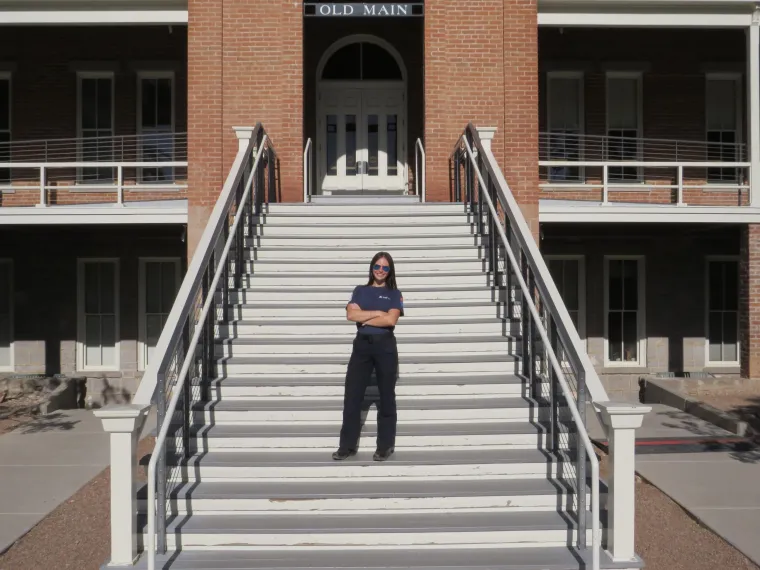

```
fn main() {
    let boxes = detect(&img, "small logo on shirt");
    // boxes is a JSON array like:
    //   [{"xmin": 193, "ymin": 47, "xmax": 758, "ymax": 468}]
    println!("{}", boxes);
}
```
[{"xmin": 379, "ymin": 295, "xmax": 391, "ymax": 300}]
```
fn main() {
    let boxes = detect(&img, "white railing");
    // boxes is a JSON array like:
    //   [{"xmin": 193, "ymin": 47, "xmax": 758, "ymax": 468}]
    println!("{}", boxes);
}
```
[
  {"xmin": 0, "ymin": 133, "xmax": 188, "ymax": 206},
  {"xmin": 303, "ymin": 138, "xmax": 312, "ymax": 202},
  {"xmin": 415, "ymin": 137, "xmax": 426, "ymax": 202}
]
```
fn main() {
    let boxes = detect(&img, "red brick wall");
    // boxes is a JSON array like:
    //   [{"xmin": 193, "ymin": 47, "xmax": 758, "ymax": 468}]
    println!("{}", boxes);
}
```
[
  {"xmin": 740, "ymin": 224, "xmax": 760, "ymax": 378},
  {"xmin": 424, "ymin": 0, "xmax": 538, "ymax": 232}
]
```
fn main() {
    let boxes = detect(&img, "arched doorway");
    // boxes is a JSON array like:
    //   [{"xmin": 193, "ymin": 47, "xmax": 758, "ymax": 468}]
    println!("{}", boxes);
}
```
[{"xmin": 316, "ymin": 35, "xmax": 407, "ymax": 195}]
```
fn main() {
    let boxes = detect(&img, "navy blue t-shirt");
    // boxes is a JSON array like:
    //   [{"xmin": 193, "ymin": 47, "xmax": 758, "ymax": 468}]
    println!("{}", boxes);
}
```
[{"xmin": 347, "ymin": 285, "xmax": 404, "ymax": 335}]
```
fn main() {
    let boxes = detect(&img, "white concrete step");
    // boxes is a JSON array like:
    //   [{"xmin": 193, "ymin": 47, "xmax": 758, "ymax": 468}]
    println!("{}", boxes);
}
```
[
  {"xmin": 246, "ymin": 234, "xmax": 484, "ymax": 247},
  {"xmin": 139, "ymin": 477, "xmax": 587, "ymax": 515},
  {"xmin": 200, "ymin": 373, "xmax": 530, "ymax": 398},
  {"xmin": 244, "ymin": 258, "xmax": 486, "ymax": 273},
  {"xmin": 235, "ymin": 272, "xmax": 491, "ymax": 288},
  {"xmin": 165, "ymin": 448, "xmax": 574, "ymax": 481},
  {"xmin": 225, "ymin": 287, "xmax": 509, "ymax": 303},
  {"xmin": 169, "ymin": 422, "xmax": 569, "ymax": 453},
  {"xmin": 214, "ymin": 335, "xmax": 517, "ymax": 357},
  {"xmin": 257, "ymin": 213, "xmax": 473, "ymax": 226},
  {"xmin": 223, "ymin": 301, "xmax": 508, "ymax": 317},
  {"xmin": 146, "ymin": 510, "xmax": 593, "ymax": 550},
  {"xmin": 264, "ymin": 204, "xmax": 468, "ymax": 215},
  {"xmin": 254, "ymin": 223, "xmax": 477, "ymax": 236},
  {"xmin": 247, "ymin": 245, "xmax": 485, "ymax": 260},
  {"xmin": 216, "ymin": 353, "xmax": 518, "ymax": 375},
  {"xmin": 186, "ymin": 397, "xmax": 547, "ymax": 424},
  {"xmin": 137, "ymin": 546, "xmax": 624, "ymax": 570}
]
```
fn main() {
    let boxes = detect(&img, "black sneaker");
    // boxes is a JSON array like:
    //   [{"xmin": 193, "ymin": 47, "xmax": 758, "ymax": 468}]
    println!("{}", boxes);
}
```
[
  {"xmin": 332, "ymin": 448, "xmax": 357, "ymax": 461},
  {"xmin": 373, "ymin": 447, "xmax": 394, "ymax": 462}
]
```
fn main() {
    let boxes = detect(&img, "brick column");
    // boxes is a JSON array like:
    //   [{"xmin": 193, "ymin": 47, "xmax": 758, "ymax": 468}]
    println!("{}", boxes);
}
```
[{"xmin": 740, "ymin": 224, "xmax": 760, "ymax": 378}]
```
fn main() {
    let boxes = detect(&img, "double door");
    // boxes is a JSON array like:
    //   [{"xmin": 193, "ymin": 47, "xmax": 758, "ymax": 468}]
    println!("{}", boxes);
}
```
[{"xmin": 317, "ymin": 84, "xmax": 406, "ymax": 194}]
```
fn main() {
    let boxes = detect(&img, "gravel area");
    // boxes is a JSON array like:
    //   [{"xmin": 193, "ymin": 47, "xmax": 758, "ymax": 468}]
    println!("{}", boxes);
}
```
[
  {"xmin": 0, "ymin": 440, "xmax": 756, "ymax": 570},
  {"xmin": 0, "ymin": 392, "xmax": 49, "ymax": 435}
]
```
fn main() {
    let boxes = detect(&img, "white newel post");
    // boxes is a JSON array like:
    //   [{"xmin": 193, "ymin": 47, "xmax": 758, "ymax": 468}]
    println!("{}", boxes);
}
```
[
  {"xmin": 596, "ymin": 402, "xmax": 651, "ymax": 564},
  {"xmin": 94, "ymin": 404, "xmax": 150, "ymax": 567},
  {"xmin": 477, "ymin": 127, "xmax": 497, "ymax": 152},
  {"xmin": 749, "ymin": 13, "xmax": 760, "ymax": 207},
  {"xmin": 233, "ymin": 126, "xmax": 256, "ymax": 151}
]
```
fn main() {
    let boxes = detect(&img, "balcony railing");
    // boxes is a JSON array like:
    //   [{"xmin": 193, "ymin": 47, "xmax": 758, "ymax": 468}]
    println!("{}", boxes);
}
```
[
  {"xmin": 0, "ymin": 132, "xmax": 188, "ymax": 206},
  {"xmin": 539, "ymin": 132, "xmax": 750, "ymax": 206}
]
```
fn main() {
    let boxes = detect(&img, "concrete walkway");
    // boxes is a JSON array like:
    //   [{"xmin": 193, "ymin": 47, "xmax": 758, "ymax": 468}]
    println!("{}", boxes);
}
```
[
  {"xmin": 590, "ymin": 403, "xmax": 760, "ymax": 566},
  {"xmin": 0, "ymin": 408, "xmax": 154, "ymax": 554}
]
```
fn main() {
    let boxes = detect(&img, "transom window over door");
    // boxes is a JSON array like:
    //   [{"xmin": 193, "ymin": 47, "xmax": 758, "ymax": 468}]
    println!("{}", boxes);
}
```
[
  {"xmin": 706, "ymin": 258, "xmax": 739, "ymax": 364},
  {"xmin": 317, "ymin": 38, "xmax": 407, "ymax": 195},
  {"xmin": 706, "ymin": 75, "xmax": 741, "ymax": 183},
  {"xmin": 546, "ymin": 72, "xmax": 584, "ymax": 182},
  {"xmin": 0, "ymin": 75, "xmax": 9, "ymax": 184},
  {"xmin": 139, "ymin": 73, "xmax": 175, "ymax": 183},
  {"xmin": 606, "ymin": 73, "xmax": 642, "ymax": 181},
  {"xmin": 78, "ymin": 73, "xmax": 114, "ymax": 182}
]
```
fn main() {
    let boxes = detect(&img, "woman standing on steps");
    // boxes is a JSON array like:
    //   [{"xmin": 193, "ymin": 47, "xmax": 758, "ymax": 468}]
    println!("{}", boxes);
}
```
[{"xmin": 333, "ymin": 251, "xmax": 404, "ymax": 462}]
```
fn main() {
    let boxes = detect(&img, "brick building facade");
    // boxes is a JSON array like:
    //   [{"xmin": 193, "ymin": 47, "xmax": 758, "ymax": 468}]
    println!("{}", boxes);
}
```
[{"xmin": 1, "ymin": 0, "xmax": 760, "ymax": 402}]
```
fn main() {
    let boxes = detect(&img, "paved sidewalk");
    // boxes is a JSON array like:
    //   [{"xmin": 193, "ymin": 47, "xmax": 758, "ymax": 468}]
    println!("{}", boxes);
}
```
[
  {"xmin": 0, "ymin": 408, "xmax": 154, "ymax": 554},
  {"xmin": 589, "ymin": 402, "xmax": 760, "ymax": 566}
]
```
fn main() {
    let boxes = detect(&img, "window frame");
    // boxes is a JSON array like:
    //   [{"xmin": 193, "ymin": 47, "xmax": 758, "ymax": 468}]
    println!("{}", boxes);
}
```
[
  {"xmin": 76, "ymin": 71, "xmax": 115, "ymax": 184},
  {"xmin": 603, "ymin": 255, "xmax": 646, "ymax": 368},
  {"xmin": 705, "ymin": 73, "xmax": 743, "ymax": 186},
  {"xmin": 0, "ymin": 72, "xmax": 11, "ymax": 186},
  {"xmin": 77, "ymin": 258, "xmax": 120, "ymax": 372},
  {"xmin": 544, "ymin": 254, "xmax": 587, "ymax": 345},
  {"xmin": 546, "ymin": 71, "xmax": 585, "ymax": 183},
  {"xmin": 137, "ymin": 71, "xmax": 176, "ymax": 184},
  {"xmin": 605, "ymin": 71, "xmax": 644, "ymax": 183},
  {"xmin": 138, "ymin": 257, "xmax": 181, "ymax": 371},
  {"xmin": 705, "ymin": 255, "xmax": 740, "ymax": 367},
  {"xmin": 0, "ymin": 259, "xmax": 13, "ymax": 372}
]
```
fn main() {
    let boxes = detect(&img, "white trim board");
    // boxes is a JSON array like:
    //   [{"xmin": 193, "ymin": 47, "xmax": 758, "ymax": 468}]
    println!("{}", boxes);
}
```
[
  {"xmin": 539, "ymin": 202, "xmax": 760, "ymax": 223},
  {"xmin": 0, "ymin": 205, "xmax": 187, "ymax": 225},
  {"xmin": 537, "ymin": 12, "xmax": 753, "ymax": 27},
  {"xmin": 0, "ymin": 11, "xmax": 188, "ymax": 25}
]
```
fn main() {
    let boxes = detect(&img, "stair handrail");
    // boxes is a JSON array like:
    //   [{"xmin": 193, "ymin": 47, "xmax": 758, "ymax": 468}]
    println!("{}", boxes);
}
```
[
  {"xmin": 135, "ymin": 125, "xmax": 276, "ymax": 570},
  {"xmin": 303, "ymin": 137, "xmax": 312, "ymax": 202},
  {"xmin": 415, "ymin": 137, "xmax": 426, "ymax": 201},
  {"xmin": 452, "ymin": 124, "xmax": 605, "ymax": 570}
]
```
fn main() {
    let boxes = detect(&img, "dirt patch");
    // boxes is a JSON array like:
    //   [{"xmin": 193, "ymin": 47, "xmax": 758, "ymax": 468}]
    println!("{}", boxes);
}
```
[
  {"xmin": 685, "ymin": 384, "xmax": 760, "ymax": 436},
  {"xmin": 0, "ymin": 437, "xmax": 154, "ymax": 570},
  {"xmin": 0, "ymin": 392, "xmax": 49, "ymax": 435}
]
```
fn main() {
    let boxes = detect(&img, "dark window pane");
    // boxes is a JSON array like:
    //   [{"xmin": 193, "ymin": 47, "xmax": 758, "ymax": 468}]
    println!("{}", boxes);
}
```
[
  {"xmin": 623, "ymin": 260, "xmax": 638, "ymax": 310},
  {"xmin": 156, "ymin": 79, "xmax": 173, "ymax": 126},
  {"xmin": 608, "ymin": 260, "xmax": 623, "ymax": 311},
  {"xmin": 0, "ymin": 79, "xmax": 9, "ymax": 131},
  {"xmin": 81, "ymin": 79, "xmax": 97, "ymax": 130},
  {"xmin": 723, "ymin": 311, "xmax": 738, "ymax": 361},
  {"xmin": 708, "ymin": 312, "xmax": 723, "ymax": 361},
  {"xmin": 97, "ymin": 78, "xmax": 112, "ymax": 129},
  {"xmin": 161, "ymin": 262, "xmax": 176, "ymax": 311},
  {"xmin": 387, "ymin": 114, "xmax": 398, "ymax": 175},
  {"xmin": 723, "ymin": 261, "xmax": 738, "ymax": 311},
  {"xmin": 141, "ymin": 79, "xmax": 157, "ymax": 128},
  {"xmin": 564, "ymin": 260, "xmax": 579, "ymax": 310},
  {"xmin": 367, "ymin": 115, "xmax": 378, "ymax": 176},
  {"xmin": 622, "ymin": 312, "xmax": 638, "ymax": 362},
  {"xmin": 708, "ymin": 261, "xmax": 724, "ymax": 310},
  {"xmin": 362, "ymin": 43, "xmax": 402, "ymax": 80},
  {"xmin": 145, "ymin": 262, "xmax": 161, "ymax": 314},
  {"xmin": 608, "ymin": 311, "xmax": 622, "ymax": 361},
  {"xmin": 345, "ymin": 115, "xmax": 357, "ymax": 175},
  {"xmin": 326, "ymin": 115, "xmax": 337, "ymax": 175},
  {"xmin": 322, "ymin": 44, "xmax": 361, "ymax": 80},
  {"xmin": 0, "ymin": 131, "xmax": 10, "ymax": 184}
]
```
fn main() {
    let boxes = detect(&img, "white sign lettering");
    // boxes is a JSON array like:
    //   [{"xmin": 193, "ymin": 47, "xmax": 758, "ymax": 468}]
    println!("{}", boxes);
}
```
[{"xmin": 309, "ymin": 3, "xmax": 418, "ymax": 17}]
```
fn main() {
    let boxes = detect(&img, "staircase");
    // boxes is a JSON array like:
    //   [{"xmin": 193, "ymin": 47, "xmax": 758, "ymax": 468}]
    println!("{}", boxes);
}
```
[{"xmin": 136, "ymin": 201, "xmax": 630, "ymax": 570}]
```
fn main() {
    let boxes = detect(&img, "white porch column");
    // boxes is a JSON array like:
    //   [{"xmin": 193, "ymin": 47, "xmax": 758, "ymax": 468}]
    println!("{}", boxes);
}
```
[
  {"xmin": 94, "ymin": 404, "xmax": 150, "ymax": 567},
  {"xmin": 749, "ymin": 13, "xmax": 760, "ymax": 207},
  {"xmin": 477, "ymin": 126, "xmax": 497, "ymax": 152},
  {"xmin": 596, "ymin": 402, "xmax": 651, "ymax": 564},
  {"xmin": 233, "ymin": 126, "xmax": 256, "ymax": 151}
]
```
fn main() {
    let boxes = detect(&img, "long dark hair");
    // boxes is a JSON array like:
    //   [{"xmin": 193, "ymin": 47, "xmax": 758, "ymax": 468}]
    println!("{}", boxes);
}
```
[{"xmin": 366, "ymin": 251, "xmax": 398, "ymax": 290}]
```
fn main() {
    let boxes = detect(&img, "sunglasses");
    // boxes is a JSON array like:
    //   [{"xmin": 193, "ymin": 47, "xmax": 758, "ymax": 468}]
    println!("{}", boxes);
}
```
[{"xmin": 373, "ymin": 264, "xmax": 390, "ymax": 273}]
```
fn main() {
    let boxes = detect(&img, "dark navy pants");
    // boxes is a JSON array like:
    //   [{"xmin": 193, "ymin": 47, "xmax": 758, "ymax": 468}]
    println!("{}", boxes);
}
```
[{"xmin": 338, "ymin": 333, "xmax": 399, "ymax": 450}]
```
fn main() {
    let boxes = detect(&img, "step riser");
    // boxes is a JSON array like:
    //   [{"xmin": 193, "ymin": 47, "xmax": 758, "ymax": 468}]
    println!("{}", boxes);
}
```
[
  {"xmin": 225, "ymin": 289, "xmax": 509, "ymax": 303},
  {"xmin": 244, "ymin": 261, "xmax": 487, "ymax": 273},
  {"xmin": 139, "ymin": 494, "xmax": 590, "ymax": 515},
  {"xmin": 169, "ymin": 433, "xmax": 567, "ymax": 451},
  {"xmin": 233, "ymin": 275, "xmax": 491, "ymax": 287},
  {"xmin": 224, "ymin": 305, "xmax": 506, "ymax": 318},
  {"xmin": 152, "ymin": 529, "xmax": 593, "ymax": 550},
  {"xmin": 186, "ymin": 407, "xmax": 550, "ymax": 424},
  {"xmin": 214, "ymin": 341, "xmax": 517, "ymax": 357},
  {"xmin": 253, "ymin": 225, "xmax": 476, "ymax": 236},
  {"xmin": 207, "ymin": 384, "xmax": 528, "ymax": 398},
  {"xmin": 265, "ymin": 205, "xmax": 468, "ymax": 214},
  {"xmin": 248, "ymin": 248, "xmax": 486, "ymax": 260},
  {"xmin": 246, "ymin": 236, "xmax": 485, "ymax": 247},
  {"xmin": 256, "ymin": 216, "xmax": 474, "ymax": 226},
  {"xmin": 218, "ymin": 322, "xmax": 516, "ymax": 336},
  {"xmin": 218, "ymin": 361, "xmax": 518, "ymax": 375}
]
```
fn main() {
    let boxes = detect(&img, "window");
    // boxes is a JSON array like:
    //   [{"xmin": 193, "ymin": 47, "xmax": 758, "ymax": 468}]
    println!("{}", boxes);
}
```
[
  {"xmin": 546, "ymin": 72, "xmax": 584, "ymax": 182},
  {"xmin": 138, "ymin": 258, "xmax": 180, "ymax": 370},
  {"xmin": 0, "ymin": 74, "xmax": 9, "ymax": 185},
  {"xmin": 606, "ymin": 73, "xmax": 642, "ymax": 182},
  {"xmin": 706, "ymin": 75, "xmax": 741, "ymax": 183},
  {"xmin": 321, "ymin": 42, "xmax": 402, "ymax": 81},
  {"xmin": 0, "ymin": 260, "xmax": 12, "ymax": 370},
  {"xmin": 706, "ymin": 258, "xmax": 739, "ymax": 364},
  {"xmin": 605, "ymin": 257, "xmax": 645, "ymax": 366},
  {"xmin": 546, "ymin": 256, "xmax": 586, "ymax": 342},
  {"xmin": 77, "ymin": 259, "xmax": 119, "ymax": 370},
  {"xmin": 77, "ymin": 73, "xmax": 114, "ymax": 182},
  {"xmin": 138, "ymin": 72, "xmax": 175, "ymax": 183}
]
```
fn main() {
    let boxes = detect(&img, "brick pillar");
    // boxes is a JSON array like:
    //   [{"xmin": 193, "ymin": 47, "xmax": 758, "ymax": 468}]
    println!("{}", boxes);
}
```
[
  {"xmin": 740, "ymin": 224, "xmax": 760, "ymax": 378},
  {"xmin": 187, "ymin": 0, "xmax": 303, "ymax": 257},
  {"xmin": 187, "ymin": 0, "xmax": 224, "ymax": 257},
  {"xmin": 424, "ymin": 0, "xmax": 538, "ymax": 237}
]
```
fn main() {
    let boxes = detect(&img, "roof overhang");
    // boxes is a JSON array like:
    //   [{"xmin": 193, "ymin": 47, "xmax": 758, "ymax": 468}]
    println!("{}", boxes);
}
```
[
  {"xmin": 539, "ymin": 200, "xmax": 760, "ymax": 223},
  {"xmin": 0, "ymin": 201, "xmax": 187, "ymax": 225},
  {"xmin": 538, "ymin": 0, "xmax": 758, "ymax": 27},
  {"xmin": 0, "ymin": 0, "xmax": 187, "ymax": 24}
]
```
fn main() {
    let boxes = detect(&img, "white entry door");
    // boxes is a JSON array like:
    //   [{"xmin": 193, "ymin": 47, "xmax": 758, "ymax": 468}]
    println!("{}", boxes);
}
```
[{"xmin": 317, "ymin": 84, "xmax": 406, "ymax": 194}]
